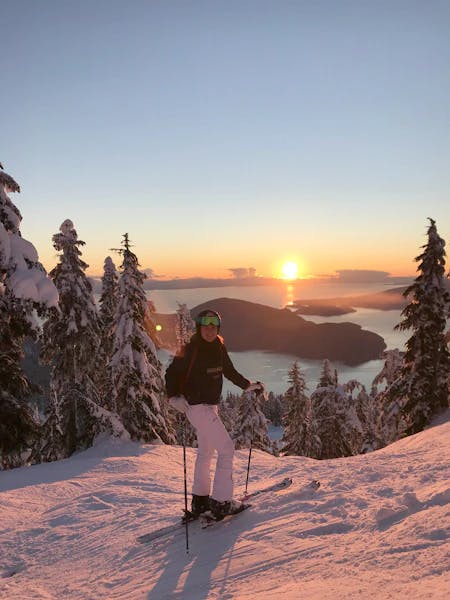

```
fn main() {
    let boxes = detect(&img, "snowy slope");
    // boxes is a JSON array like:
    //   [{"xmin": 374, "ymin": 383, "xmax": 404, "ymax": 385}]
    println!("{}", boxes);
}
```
[{"xmin": 1, "ymin": 413, "xmax": 449, "ymax": 600}]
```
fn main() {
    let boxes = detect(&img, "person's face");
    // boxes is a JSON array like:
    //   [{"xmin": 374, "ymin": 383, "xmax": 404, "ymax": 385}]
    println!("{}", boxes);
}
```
[{"xmin": 200, "ymin": 323, "xmax": 218, "ymax": 342}]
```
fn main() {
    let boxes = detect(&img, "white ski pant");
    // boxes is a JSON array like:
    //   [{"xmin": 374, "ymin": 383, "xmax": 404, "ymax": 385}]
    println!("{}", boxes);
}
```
[{"xmin": 186, "ymin": 404, "xmax": 234, "ymax": 502}]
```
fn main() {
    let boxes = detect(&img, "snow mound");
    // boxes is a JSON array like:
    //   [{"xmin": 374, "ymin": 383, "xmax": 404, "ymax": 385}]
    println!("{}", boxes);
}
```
[{"xmin": 0, "ymin": 412, "xmax": 449, "ymax": 599}]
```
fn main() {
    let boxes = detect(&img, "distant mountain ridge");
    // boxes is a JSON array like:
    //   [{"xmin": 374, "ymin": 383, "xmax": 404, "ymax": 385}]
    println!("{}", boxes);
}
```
[{"xmin": 90, "ymin": 276, "xmax": 415, "ymax": 293}]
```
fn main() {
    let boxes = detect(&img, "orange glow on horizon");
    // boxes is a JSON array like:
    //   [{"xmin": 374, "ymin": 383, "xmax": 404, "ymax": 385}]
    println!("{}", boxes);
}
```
[{"xmin": 38, "ymin": 250, "xmax": 418, "ymax": 281}]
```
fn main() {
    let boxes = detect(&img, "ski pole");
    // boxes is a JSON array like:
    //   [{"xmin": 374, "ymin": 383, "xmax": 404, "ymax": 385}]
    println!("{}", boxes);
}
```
[
  {"xmin": 182, "ymin": 418, "xmax": 189, "ymax": 554},
  {"xmin": 244, "ymin": 385, "xmax": 264, "ymax": 496},
  {"xmin": 244, "ymin": 389, "xmax": 256, "ymax": 496},
  {"xmin": 244, "ymin": 436, "xmax": 253, "ymax": 496}
]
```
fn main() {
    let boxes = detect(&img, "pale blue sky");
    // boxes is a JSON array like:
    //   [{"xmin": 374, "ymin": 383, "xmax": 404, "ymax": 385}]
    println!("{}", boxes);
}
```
[{"xmin": 3, "ymin": 0, "xmax": 450, "ymax": 278}]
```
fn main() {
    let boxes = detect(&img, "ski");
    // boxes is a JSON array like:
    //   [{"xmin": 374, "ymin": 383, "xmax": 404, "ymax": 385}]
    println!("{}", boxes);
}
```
[
  {"xmin": 238, "ymin": 476, "xmax": 294, "ymax": 501},
  {"xmin": 137, "ymin": 476, "xmax": 300, "ymax": 545},
  {"xmin": 136, "ymin": 512, "xmax": 198, "ymax": 545},
  {"xmin": 137, "ymin": 521, "xmax": 183, "ymax": 544},
  {"xmin": 200, "ymin": 479, "xmax": 320, "ymax": 530}
]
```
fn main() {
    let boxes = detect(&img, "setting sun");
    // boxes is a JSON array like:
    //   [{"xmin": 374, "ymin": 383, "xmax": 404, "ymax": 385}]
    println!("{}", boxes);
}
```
[{"xmin": 281, "ymin": 261, "xmax": 299, "ymax": 280}]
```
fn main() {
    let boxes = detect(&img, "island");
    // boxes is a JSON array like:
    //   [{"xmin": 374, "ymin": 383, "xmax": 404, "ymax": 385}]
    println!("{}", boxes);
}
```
[
  {"xmin": 155, "ymin": 297, "xmax": 387, "ymax": 366},
  {"xmin": 291, "ymin": 287, "xmax": 408, "ymax": 316}
]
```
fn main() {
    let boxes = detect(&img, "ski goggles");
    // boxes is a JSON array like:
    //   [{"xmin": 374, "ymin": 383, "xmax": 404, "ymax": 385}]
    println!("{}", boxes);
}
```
[{"xmin": 197, "ymin": 315, "xmax": 220, "ymax": 327}]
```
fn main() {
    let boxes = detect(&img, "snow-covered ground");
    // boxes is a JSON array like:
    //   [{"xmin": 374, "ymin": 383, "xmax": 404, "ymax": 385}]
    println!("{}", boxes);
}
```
[{"xmin": 1, "ymin": 412, "xmax": 449, "ymax": 600}]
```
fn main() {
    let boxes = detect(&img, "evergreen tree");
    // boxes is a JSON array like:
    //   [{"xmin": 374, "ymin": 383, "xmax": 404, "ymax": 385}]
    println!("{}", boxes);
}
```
[
  {"xmin": 372, "ymin": 350, "xmax": 407, "ymax": 445},
  {"xmin": 171, "ymin": 302, "xmax": 196, "ymax": 446},
  {"xmin": 99, "ymin": 256, "xmax": 119, "ymax": 359},
  {"xmin": 263, "ymin": 391, "xmax": 285, "ymax": 426},
  {"xmin": 0, "ymin": 164, "xmax": 58, "ymax": 469},
  {"xmin": 175, "ymin": 302, "xmax": 194, "ymax": 350},
  {"xmin": 310, "ymin": 361, "xmax": 352, "ymax": 459},
  {"xmin": 219, "ymin": 392, "xmax": 240, "ymax": 434},
  {"xmin": 312, "ymin": 363, "xmax": 378, "ymax": 458},
  {"xmin": 394, "ymin": 218, "xmax": 450, "ymax": 434},
  {"xmin": 318, "ymin": 358, "xmax": 338, "ymax": 387},
  {"xmin": 98, "ymin": 256, "xmax": 119, "ymax": 405},
  {"xmin": 375, "ymin": 382, "xmax": 408, "ymax": 446},
  {"xmin": 372, "ymin": 349, "xmax": 404, "ymax": 394},
  {"xmin": 144, "ymin": 297, "xmax": 160, "ymax": 349},
  {"xmin": 37, "ymin": 220, "xmax": 124, "ymax": 461},
  {"xmin": 173, "ymin": 412, "xmax": 197, "ymax": 448},
  {"xmin": 110, "ymin": 234, "xmax": 175, "ymax": 443},
  {"xmin": 281, "ymin": 362, "xmax": 316, "ymax": 456},
  {"xmin": 343, "ymin": 380, "xmax": 381, "ymax": 453},
  {"xmin": 232, "ymin": 390, "xmax": 272, "ymax": 453}
]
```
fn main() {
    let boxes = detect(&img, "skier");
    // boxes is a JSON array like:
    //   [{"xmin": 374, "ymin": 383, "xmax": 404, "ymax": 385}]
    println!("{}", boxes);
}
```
[{"xmin": 165, "ymin": 309, "xmax": 264, "ymax": 521}]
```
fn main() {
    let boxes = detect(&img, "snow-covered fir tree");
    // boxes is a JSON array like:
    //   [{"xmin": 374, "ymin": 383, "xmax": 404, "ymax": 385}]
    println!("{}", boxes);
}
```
[
  {"xmin": 37, "ymin": 220, "xmax": 125, "ymax": 462},
  {"xmin": 372, "ymin": 350, "xmax": 407, "ymax": 445},
  {"xmin": 343, "ymin": 379, "xmax": 381, "ymax": 453},
  {"xmin": 392, "ymin": 218, "xmax": 450, "ymax": 435},
  {"xmin": 99, "ymin": 256, "xmax": 119, "ymax": 360},
  {"xmin": 372, "ymin": 349, "xmax": 404, "ymax": 394},
  {"xmin": 171, "ymin": 392, "xmax": 196, "ymax": 447},
  {"xmin": 232, "ymin": 389, "xmax": 273, "ymax": 454},
  {"xmin": 318, "ymin": 358, "xmax": 338, "ymax": 387},
  {"xmin": 98, "ymin": 256, "xmax": 119, "ymax": 403},
  {"xmin": 281, "ymin": 362, "xmax": 316, "ymax": 456},
  {"xmin": 312, "ymin": 362, "xmax": 378, "ymax": 459},
  {"xmin": 263, "ymin": 391, "xmax": 285, "ymax": 426},
  {"xmin": 175, "ymin": 302, "xmax": 194, "ymax": 350},
  {"xmin": 171, "ymin": 302, "xmax": 196, "ymax": 446},
  {"xmin": 0, "ymin": 164, "xmax": 58, "ymax": 469},
  {"xmin": 174, "ymin": 415, "xmax": 196, "ymax": 448},
  {"xmin": 143, "ymin": 297, "xmax": 161, "ymax": 349},
  {"xmin": 310, "ymin": 362, "xmax": 355, "ymax": 459},
  {"xmin": 109, "ymin": 234, "xmax": 175, "ymax": 444},
  {"xmin": 219, "ymin": 392, "xmax": 240, "ymax": 434}
]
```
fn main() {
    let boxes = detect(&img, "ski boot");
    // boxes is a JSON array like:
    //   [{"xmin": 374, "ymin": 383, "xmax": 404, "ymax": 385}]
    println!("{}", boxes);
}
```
[
  {"xmin": 208, "ymin": 498, "xmax": 247, "ymax": 521},
  {"xmin": 182, "ymin": 494, "xmax": 210, "ymax": 523},
  {"xmin": 191, "ymin": 494, "xmax": 210, "ymax": 516}
]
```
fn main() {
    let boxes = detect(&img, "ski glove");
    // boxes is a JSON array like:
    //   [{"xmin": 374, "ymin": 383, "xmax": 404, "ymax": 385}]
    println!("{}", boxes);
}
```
[
  {"xmin": 246, "ymin": 381, "xmax": 266, "ymax": 397},
  {"xmin": 168, "ymin": 395, "xmax": 190, "ymax": 414}
]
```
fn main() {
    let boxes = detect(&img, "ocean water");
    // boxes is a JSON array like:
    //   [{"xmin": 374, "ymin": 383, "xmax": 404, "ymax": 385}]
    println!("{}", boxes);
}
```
[
  {"xmin": 150, "ymin": 282, "xmax": 409, "ymax": 395},
  {"xmin": 148, "ymin": 281, "xmax": 404, "ymax": 313}
]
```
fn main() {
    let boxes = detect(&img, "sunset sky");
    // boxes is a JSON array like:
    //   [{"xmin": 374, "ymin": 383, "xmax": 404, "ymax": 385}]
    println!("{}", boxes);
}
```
[{"xmin": 3, "ymin": 0, "xmax": 450, "ymax": 279}]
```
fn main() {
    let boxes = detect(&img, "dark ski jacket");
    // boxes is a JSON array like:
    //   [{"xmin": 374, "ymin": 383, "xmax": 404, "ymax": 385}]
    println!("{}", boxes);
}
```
[{"xmin": 165, "ymin": 334, "xmax": 250, "ymax": 405}]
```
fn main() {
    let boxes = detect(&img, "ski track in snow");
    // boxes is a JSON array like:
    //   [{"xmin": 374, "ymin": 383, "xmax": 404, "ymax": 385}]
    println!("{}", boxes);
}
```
[{"xmin": 1, "ymin": 414, "xmax": 449, "ymax": 599}]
